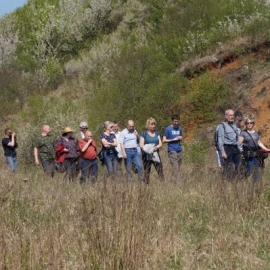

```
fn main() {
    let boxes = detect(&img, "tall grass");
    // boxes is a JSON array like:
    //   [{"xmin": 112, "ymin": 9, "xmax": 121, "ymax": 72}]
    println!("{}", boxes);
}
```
[{"xmin": 1, "ymin": 150, "xmax": 270, "ymax": 269}]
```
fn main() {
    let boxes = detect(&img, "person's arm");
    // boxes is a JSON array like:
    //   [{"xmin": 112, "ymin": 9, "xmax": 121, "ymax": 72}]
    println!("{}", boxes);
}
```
[
  {"xmin": 154, "ymin": 135, "xmax": 162, "ymax": 152},
  {"xmin": 80, "ymin": 139, "xmax": 93, "ymax": 153},
  {"xmin": 7, "ymin": 133, "xmax": 16, "ymax": 147},
  {"xmin": 258, "ymin": 140, "xmax": 270, "ymax": 151},
  {"xmin": 34, "ymin": 147, "xmax": 40, "ymax": 166},
  {"xmin": 217, "ymin": 124, "xmax": 226, "ymax": 158},
  {"xmin": 139, "ymin": 136, "xmax": 145, "ymax": 149},
  {"xmin": 238, "ymin": 136, "xmax": 244, "ymax": 145}
]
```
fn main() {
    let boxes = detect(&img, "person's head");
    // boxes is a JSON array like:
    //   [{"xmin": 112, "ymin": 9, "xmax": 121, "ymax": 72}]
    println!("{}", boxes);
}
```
[
  {"xmin": 127, "ymin": 120, "xmax": 135, "ymax": 133},
  {"xmin": 79, "ymin": 121, "xmax": 88, "ymax": 133},
  {"xmin": 103, "ymin": 121, "xmax": 114, "ymax": 132},
  {"xmin": 244, "ymin": 117, "xmax": 255, "ymax": 130},
  {"xmin": 171, "ymin": 114, "xmax": 180, "ymax": 128},
  {"xmin": 234, "ymin": 110, "xmax": 243, "ymax": 126},
  {"xmin": 225, "ymin": 109, "xmax": 235, "ymax": 123},
  {"xmin": 84, "ymin": 130, "xmax": 93, "ymax": 141},
  {"xmin": 62, "ymin": 127, "xmax": 74, "ymax": 137},
  {"xmin": 4, "ymin": 128, "xmax": 12, "ymax": 137},
  {"xmin": 42, "ymin": 125, "xmax": 51, "ymax": 135},
  {"xmin": 146, "ymin": 117, "xmax": 156, "ymax": 131},
  {"xmin": 112, "ymin": 121, "xmax": 120, "ymax": 133}
]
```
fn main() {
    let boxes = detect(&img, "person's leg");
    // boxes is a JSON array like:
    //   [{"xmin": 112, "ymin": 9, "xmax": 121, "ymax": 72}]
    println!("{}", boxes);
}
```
[
  {"xmin": 80, "ymin": 158, "xmax": 89, "ymax": 183},
  {"xmin": 6, "ymin": 157, "xmax": 16, "ymax": 172},
  {"xmin": 142, "ymin": 154, "xmax": 151, "ymax": 184},
  {"xmin": 133, "ymin": 151, "xmax": 143, "ymax": 181},
  {"xmin": 13, "ymin": 157, "xmax": 19, "ymax": 172},
  {"xmin": 222, "ymin": 147, "xmax": 235, "ymax": 181},
  {"xmin": 168, "ymin": 151, "xmax": 180, "ymax": 182},
  {"xmin": 41, "ymin": 159, "xmax": 54, "ymax": 178},
  {"xmin": 70, "ymin": 158, "xmax": 77, "ymax": 181},
  {"xmin": 125, "ymin": 149, "xmax": 133, "ymax": 181},
  {"xmin": 247, "ymin": 157, "xmax": 259, "ymax": 182},
  {"xmin": 104, "ymin": 153, "xmax": 114, "ymax": 176},
  {"xmin": 153, "ymin": 158, "xmax": 164, "ymax": 182},
  {"xmin": 89, "ymin": 159, "xmax": 98, "ymax": 183}
]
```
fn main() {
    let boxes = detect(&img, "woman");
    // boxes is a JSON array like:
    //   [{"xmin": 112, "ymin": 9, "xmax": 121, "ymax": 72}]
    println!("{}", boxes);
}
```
[
  {"xmin": 140, "ymin": 117, "xmax": 164, "ymax": 184},
  {"xmin": 100, "ymin": 121, "xmax": 118, "ymax": 178},
  {"xmin": 55, "ymin": 127, "xmax": 79, "ymax": 181},
  {"xmin": 239, "ymin": 117, "xmax": 270, "ymax": 181}
]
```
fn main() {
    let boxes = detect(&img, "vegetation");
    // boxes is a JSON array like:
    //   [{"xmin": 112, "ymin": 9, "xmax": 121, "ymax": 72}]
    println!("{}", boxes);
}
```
[{"xmin": 1, "ymin": 0, "xmax": 270, "ymax": 268}]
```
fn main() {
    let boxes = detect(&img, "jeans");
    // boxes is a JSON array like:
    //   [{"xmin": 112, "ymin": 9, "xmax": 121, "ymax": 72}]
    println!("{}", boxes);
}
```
[
  {"xmin": 168, "ymin": 151, "xmax": 183, "ymax": 182},
  {"xmin": 221, "ymin": 146, "xmax": 241, "ymax": 181},
  {"xmin": 246, "ymin": 156, "xmax": 259, "ymax": 182},
  {"xmin": 125, "ymin": 148, "xmax": 143, "ymax": 181},
  {"xmin": 142, "ymin": 152, "xmax": 164, "ymax": 184},
  {"xmin": 6, "ymin": 156, "xmax": 18, "ymax": 172},
  {"xmin": 81, "ymin": 158, "xmax": 98, "ymax": 183},
  {"xmin": 104, "ymin": 152, "xmax": 118, "ymax": 177},
  {"xmin": 41, "ymin": 159, "xmax": 54, "ymax": 178}
]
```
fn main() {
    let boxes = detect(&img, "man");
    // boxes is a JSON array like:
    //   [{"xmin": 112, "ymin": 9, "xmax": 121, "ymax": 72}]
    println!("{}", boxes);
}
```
[
  {"xmin": 163, "ymin": 114, "xmax": 183, "ymax": 182},
  {"xmin": 76, "ymin": 121, "xmax": 88, "ymax": 140},
  {"xmin": 34, "ymin": 125, "xmax": 55, "ymax": 178},
  {"xmin": 112, "ymin": 121, "xmax": 123, "ymax": 175},
  {"xmin": 75, "ymin": 121, "xmax": 89, "ymax": 179},
  {"xmin": 78, "ymin": 130, "xmax": 98, "ymax": 183},
  {"xmin": 2, "ymin": 128, "xmax": 18, "ymax": 172},
  {"xmin": 217, "ymin": 109, "xmax": 241, "ymax": 180},
  {"xmin": 119, "ymin": 120, "xmax": 143, "ymax": 181}
]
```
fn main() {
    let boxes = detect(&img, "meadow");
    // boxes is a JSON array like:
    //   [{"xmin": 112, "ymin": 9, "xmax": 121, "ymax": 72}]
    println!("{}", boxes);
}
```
[{"xmin": 1, "ymin": 150, "xmax": 270, "ymax": 269}]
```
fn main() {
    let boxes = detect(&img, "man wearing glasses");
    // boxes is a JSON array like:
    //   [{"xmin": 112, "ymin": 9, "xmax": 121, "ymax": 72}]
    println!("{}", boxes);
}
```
[
  {"xmin": 163, "ymin": 114, "xmax": 183, "ymax": 182},
  {"xmin": 217, "ymin": 109, "xmax": 242, "ymax": 181},
  {"xmin": 119, "ymin": 120, "xmax": 143, "ymax": 182},
  {"xmin": 2, "ymin": 128, "xmax": 18, "ymax": 172}
]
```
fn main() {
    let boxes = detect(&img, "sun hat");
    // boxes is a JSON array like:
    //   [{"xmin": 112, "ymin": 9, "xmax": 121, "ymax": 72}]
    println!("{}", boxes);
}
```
[{"xmin": 62, "ymin": 127, "xmax": 74, "ymax": 135}]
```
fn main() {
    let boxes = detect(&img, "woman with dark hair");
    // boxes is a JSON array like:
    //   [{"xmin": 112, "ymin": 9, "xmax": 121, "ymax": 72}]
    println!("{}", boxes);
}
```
[
  {"xmin": 239, "ymin": 117, "xmax": 270, "ymax": 181},
  {"xmin": 140, "ymin": 117, "xmax": 164, "ymax": 184},
  {"xmin": 100, "ymin": 121, "xmax": 118, "ymax": 178}
]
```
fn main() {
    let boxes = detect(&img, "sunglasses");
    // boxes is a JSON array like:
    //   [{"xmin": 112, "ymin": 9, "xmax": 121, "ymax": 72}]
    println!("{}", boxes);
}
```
[{"xmin": 246, "ymin": 122, "xmax": 254, "ymax": 124}]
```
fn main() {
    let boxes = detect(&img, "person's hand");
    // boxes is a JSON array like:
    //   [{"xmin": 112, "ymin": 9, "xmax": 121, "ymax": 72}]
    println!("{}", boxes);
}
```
[
  {"xmin": 64, "ymin": 147, "xmax": 69, "ymax": 152},
  {"xmin": 153, "ymin": 146, "xmax": 158, "ymax": 152},
  {"xmin": 35, "ymin": 160, "xmax": 40, "ymax": 166},
  {"xmin": 222, "ymin": 153, "xmax": 227, "ymax": 159}
]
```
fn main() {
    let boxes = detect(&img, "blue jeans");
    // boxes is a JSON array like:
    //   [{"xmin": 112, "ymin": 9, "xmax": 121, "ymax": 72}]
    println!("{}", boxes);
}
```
[
  {"xmin": 81, "ymin": 158, "xmax": 98, "ymax": 183},
  {"xmin": 6, "ymin": 156, "xmax": 18, "ymax": 172},
  {"xmin": 221, "ymin": 146, "xmax": 241, "ymax": 181},
  {"xmin": 125, "ymin": 148, "xmax": 143, "ymax": 181},
  {"xmin": 104, "ymin": 152, "xmax": 117, "ymax": 176},
  {"xmin": 246, "ymin": 156, "xmax": 259, "ymax": 182}
]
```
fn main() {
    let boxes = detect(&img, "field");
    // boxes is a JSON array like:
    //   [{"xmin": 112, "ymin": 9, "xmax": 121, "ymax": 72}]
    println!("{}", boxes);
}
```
[{"xmin": 1, "ymin": 151, "xmax": 270, "ymax": 269}]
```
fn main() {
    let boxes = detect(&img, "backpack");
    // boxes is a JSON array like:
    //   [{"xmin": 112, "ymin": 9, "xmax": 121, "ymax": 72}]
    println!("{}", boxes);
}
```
[{"xmin": 214, "ymin": 122, "xmax": 225, "ymax": 150}]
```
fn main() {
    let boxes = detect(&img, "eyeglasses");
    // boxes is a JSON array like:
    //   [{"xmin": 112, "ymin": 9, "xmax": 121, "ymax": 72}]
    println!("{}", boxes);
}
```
[
  {"xmin": 246, "ymin": 122, "xmax": 254, "ymax": 125},
  {"xmin": 81, "ymin": 127, "xmax": 88, "ymax": 130}
]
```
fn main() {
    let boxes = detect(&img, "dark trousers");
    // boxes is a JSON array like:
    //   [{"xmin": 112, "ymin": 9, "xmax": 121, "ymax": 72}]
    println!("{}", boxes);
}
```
[
  {"xmin": 221, "ymin": 146, "xmax": 241, "ymax": 181},
  {"xmin": 41, "ymin": 159, "xmax": 54, "ymax": 178},
  {"xmin": 81, "ymin": 158, "xmax": 98, "ymax": 183},
  {"xmin": 63, "ymin": 157, "xmax": 77, "ymax": 181},
  {"xmin": 142, "ymin": 154, "xmax": 164, "ymax": 184}
]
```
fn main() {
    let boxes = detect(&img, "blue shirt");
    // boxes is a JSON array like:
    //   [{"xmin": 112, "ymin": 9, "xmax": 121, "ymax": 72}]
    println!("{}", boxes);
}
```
[
  {"xmin": 119, "ymin": 128, "xmax": 139, "ymax": 148},
  {"xmin": 163, "ymin": 125, "xmax": 183, "ymax": 152}
]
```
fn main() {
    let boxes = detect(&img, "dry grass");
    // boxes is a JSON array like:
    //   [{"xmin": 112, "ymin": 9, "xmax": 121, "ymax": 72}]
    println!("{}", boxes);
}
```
[{"xmin": 0, "ymin": 152, "xmax": 270, "ymax": 269}]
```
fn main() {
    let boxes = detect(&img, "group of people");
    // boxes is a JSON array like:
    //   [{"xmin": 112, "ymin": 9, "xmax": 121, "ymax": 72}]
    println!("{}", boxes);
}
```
[
  {"xmin": 4, "ymin": 109, "xmax": 267, "ymax": 183},
  {"xmin": 216, "ymin": 109, "xmax": 270, "ymax": 182},
  {"xmin": 2, "ymin": 115, "xmax": 184, "ymax": 184}
]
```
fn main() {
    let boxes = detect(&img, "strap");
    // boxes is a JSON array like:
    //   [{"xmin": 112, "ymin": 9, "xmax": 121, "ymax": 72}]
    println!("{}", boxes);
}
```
[{"xmin": 244, "ymin": 130, "xmax": 258, "ymax": 151}]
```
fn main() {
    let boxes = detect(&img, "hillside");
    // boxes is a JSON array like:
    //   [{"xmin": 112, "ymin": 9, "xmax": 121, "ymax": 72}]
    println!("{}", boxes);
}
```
[{"xmin": 1, "ymin": 0, "xmax": 270, "ymax": 161}]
